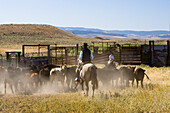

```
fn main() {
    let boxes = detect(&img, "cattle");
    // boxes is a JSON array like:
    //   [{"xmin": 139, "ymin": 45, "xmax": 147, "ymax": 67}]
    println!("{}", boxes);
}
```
[
  {"xmin": 39, "ymin": 64, "xmax": 60, "ymax": 86},
  {"xmin": 50, "ymin": 67, "xmax": 65, "ymax": 87},
  {"xmin": 97, "ymin": 68, "xmax": 121, "ymax": 88},
  {"xmin": 119, "ymin": 66, "xmax": 136, "ymax": 87},
  {"xmin": 4, "ymin": 66, "xmax": 27, "ymax": 94},
  {"xmin": 62, "ymin": 65, "xmax": 77, "ymax": 89},
  {"xmin": 135, "ymin": 68, "xmax": 150, "ymax": 88}
]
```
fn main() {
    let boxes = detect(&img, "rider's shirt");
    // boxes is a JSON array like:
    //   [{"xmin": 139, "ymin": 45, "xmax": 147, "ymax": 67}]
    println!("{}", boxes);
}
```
[
  {"xmin": 79, "ymin": 47, "xmax": 93, "ymax": 63},
  {"xmin": 109, "ymin": 55, "xmax": 114, "ymax": 61}
]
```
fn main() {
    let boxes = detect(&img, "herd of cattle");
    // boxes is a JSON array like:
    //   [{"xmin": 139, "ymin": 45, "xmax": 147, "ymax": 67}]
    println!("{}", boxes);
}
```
[{"xmin": 0, "ymin": 63, "xmax": 150, "ymax": 94}]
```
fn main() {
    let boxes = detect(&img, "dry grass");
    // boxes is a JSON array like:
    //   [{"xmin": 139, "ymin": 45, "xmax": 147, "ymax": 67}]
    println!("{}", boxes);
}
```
[
  {"xmin": 0, "ymin": 24, "xmax": 169, "ymax": 112},
  {"xmin": 0, "ymin": 66, "xmax": 169, "ymax": 112}
]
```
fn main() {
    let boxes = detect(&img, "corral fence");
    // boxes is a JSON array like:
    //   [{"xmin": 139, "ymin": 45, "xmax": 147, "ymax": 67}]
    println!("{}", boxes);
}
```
[
  {"xmin": 0, "ymin": 40, "xmax": 170, "ymax": 67},
  {"xmin": 49, "ymin": 40, "xmax": 170, "ymax": 67}
]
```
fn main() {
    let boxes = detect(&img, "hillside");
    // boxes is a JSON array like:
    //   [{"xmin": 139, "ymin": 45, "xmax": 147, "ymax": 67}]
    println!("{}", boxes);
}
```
[
  {"xmin": 59, "ymin": 27, "xmax": 169, "ymax": 39},
  {"xmin": 0, "ymin": 24, "xmax": 92, "ymax": 51}
]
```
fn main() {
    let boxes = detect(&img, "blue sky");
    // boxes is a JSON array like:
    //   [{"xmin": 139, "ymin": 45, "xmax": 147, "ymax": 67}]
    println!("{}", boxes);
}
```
[{"xmin": 0, "ymin": 0, "xmax": 170, "ymax": 31}]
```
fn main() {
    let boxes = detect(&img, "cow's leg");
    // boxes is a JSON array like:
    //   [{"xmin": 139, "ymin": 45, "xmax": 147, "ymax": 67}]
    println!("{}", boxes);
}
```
[
  {"xmin": 9, "ymin": 84, "xmax": 14, "ymax": 94},
  {"xmin": 141, "ymin": 79, "xmax": 144, "ymax": 88},
  {"xmin": 115, "ymin": 79, "xmax": 118, "ymax": 88},
  {"xmin": 85, "ymin": 81, "xmax": 89, "ymax": 96},
  {"xmin": 14, "ymin": 81, "xmax": 19, "ymax": 93},
  {"xmin": 136, "ymin": 80, "xmax": 139, "ymax": 88},
  {"xmin": 120, "ymin": 77, "xmax": 124, "ymax": 89},
  {"xmin": 126, "ymin": 79, "xmax": 129, "ymax": 87},
  {"xmin": 132, "ymin": 78, "xmax": 134, "ymax": 87},
  {"xmin": 4, "ymin": 79, "xmax": 7, "ymax": 94}
]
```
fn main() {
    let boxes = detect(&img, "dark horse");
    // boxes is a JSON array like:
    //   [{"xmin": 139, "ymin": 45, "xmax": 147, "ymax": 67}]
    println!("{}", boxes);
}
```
[{"xmin": 75, "ymin": 63, "xmax": 98, "ymax": 97}]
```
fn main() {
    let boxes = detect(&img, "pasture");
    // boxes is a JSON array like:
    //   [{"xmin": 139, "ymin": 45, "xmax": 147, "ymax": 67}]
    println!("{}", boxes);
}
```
[{"xmin": 0, "ymin": 65, "xmax": 169, "ymax": 112}]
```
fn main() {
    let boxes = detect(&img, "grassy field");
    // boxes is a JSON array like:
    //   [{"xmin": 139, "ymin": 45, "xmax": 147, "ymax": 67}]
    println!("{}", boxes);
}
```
[
  {"xmin": 0, "ymin": 66, "xmax": 169, "ymax": 113},
  {"xmin": 0, "ymin": 24, "xmax": 169, "ymax": 112}
]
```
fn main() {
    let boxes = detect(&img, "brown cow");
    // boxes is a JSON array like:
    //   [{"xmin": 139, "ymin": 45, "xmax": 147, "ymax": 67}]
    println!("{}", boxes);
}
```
[
  {"xmin": 135, "ymin": 68, "xmax": 150, "ymax": 88},
  {"xmin": 119, "ymin": 66, "xmax": 136, "ymax": 87}
]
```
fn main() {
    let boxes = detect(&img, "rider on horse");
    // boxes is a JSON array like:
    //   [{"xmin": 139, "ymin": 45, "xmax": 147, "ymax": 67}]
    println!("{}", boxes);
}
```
[
  {"xmin": 107, "ymin": 52, "xmax": 118, "ymax": 69},
  {"xmin": 108, "ymin": 53, "xmax": 114, "ymax": 64},
  {"xmin": 75, "ymin": 43, "xmax": 94, "ymax": 82}
]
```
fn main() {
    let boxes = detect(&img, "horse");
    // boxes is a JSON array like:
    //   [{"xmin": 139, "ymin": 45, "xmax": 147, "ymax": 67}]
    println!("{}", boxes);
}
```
[
  {"xmin": 75, "ymin": 63, "xmax": 98, "ymax": 97},
  {"xmin": 106, "ymin": 60, "xmax": 118, "ymax": 70}
]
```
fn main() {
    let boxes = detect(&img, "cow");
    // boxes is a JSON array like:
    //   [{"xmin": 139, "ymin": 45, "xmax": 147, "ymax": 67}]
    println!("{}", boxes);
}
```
[
  {"xmin": 135, "ymin": 68, "xmax": 150, "ymax": 88},
  {"xmin": 119, "ymin": 66, "xmax": 136, "ymax": 87},
  {"xmin": 62, "ymin": 65, "xmax": 77, "ymax": 89},
  {"xmin": 50, "ymin": 67, "xmax": 65, "ymax": 87},
  {"xmin": 97, "ymin": 68, "xmax": 121, "ymax": 88}
]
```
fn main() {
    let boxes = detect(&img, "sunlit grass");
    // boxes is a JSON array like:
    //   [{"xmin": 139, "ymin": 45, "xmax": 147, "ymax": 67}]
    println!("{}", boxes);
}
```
[{"xmin": 0, "ymin": 66, "xmax": 169, "ymax": 112}]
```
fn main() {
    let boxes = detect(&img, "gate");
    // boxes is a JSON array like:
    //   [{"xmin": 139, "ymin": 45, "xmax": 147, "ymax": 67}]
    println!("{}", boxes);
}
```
[
  {"xmin": 142, "ymin": 40, "xmax": 169, "ymax": 67},
  {"xmin": 50, "ymin": 44, "xmax": 79, "ymax": 66},
  {"xmin": 6, "ymin": 52, "xmax": 21, "ymax": 67},
  {"xmin": 22, "ymin": 44, "xmax": 50, "ymax": 67},
  {"xmin": 120, "ymin": 44, "xmax": 142, "ymax": 64}
]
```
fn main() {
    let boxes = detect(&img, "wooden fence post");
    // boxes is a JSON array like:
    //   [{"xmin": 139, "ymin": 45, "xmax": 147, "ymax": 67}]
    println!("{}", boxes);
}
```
[
  {"xmin": 75, "ymin": 44, "xmax": 79, "ymax": 65},
  {"xmin": 55, "ymin": 44, "xmax": 57, "ymax": 64},
  {"xmin": 65, "ymin": 49, "xmax": 68, "ymax": 65},
  {"xmin": 149, "ymin": 40, "xmax": 154, "ymax": 66},
  {"xmin": 18, "ymin": 52, "xmax": 21, "ymax": 67},
  {"xmin": 47, "ymin": 45, "xmax": 50, "ymax": 65},
  {"xmin": 22, "ymin": 45, "xmax": 25, "ymax": 57},
  {"xmin": 38, "ymin": 44, "xmax": 40, "ymax": 57},
  {"xmin": 167, "ymin": 40, "xmax": 170, "ymax": 66}
]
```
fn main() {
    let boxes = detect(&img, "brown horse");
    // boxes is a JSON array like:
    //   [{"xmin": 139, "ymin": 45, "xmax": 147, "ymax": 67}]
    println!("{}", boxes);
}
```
[{"xmin": 75, "ymin": 63, "xmax": 98, "ymax": 97}]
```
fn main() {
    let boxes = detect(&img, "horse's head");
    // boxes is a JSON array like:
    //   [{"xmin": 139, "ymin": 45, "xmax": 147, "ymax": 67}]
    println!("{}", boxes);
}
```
[
  {"xmin": 107, "ymin": 60, "xmax": 116, "ymax": 69},
  {"xmin": 75, "ymin": 64, "xmax": 82, "ymax": 77}
]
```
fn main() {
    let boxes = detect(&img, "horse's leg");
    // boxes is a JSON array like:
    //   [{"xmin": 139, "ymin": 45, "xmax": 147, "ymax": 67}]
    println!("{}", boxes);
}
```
[
  {"xmin": 74, "ymin": 82, "xmax": 79, "ymax": 90},
  {"xmin": 85, "ymin": 81, "xmax": 89, "ymax": 96},
  {"xmin": 81, "ymin": 81, "xmax": 84, "ymax": 91},
  {"xmin": 92, "ymin": 82, "xmax": 95, "ymax": 98}
]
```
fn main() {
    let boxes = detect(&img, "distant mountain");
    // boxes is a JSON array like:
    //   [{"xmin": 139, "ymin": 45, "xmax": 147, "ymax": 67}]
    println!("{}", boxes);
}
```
[{"xmin": 58, "ymin": 27, "xmax": 169, "ymax": 39}]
